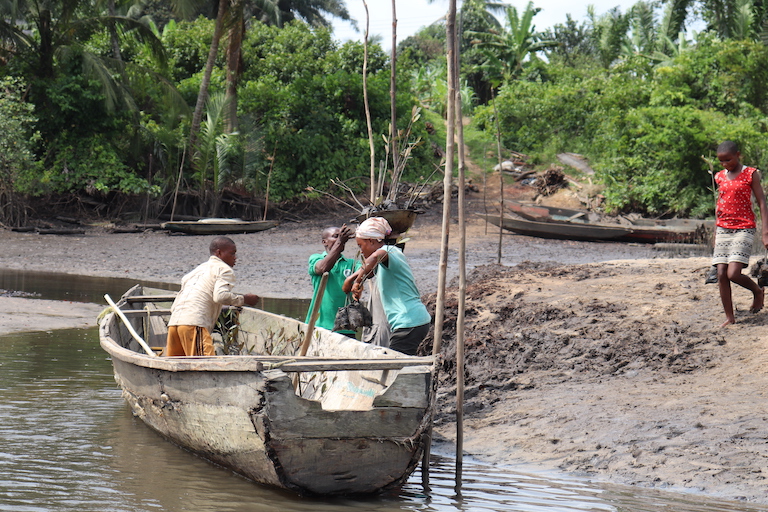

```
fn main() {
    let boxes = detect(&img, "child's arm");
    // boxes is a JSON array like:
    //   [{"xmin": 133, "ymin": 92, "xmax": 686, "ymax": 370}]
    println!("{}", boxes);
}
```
[{"xmin": 751, "ymin": 170, "xmax": 768, "ymax": 248}]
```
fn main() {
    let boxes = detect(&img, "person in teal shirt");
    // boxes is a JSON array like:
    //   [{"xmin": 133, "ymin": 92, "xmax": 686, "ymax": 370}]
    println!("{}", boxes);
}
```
[
  {"xmin": 306, "ymin": 225, "xmax": 360, "ymax": 336},
  {"xmin": 343, "ymin": 217, "xmax": 431, "ymax": 355}
]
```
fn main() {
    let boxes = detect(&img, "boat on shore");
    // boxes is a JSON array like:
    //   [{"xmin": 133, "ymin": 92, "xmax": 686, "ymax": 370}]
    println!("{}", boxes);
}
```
[
  {"xmin": 161, "ymin": 218, "xmax": 278, "ymax": 235},
  {"xmin": 481, "ymin": 214, "xmax": 633, "ymax": 242},
  {"xmin": 98, "ymin": 285, "xmax": 436, "ymax": 496},
  {"xmin": 500, "ymin": 200, "xmax": 711, "ymax": 244}
]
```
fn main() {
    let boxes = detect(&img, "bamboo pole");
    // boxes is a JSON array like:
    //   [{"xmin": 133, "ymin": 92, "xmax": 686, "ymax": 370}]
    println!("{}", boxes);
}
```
[
  {"xmin": 453, "ymin": 6, "xmax": 466, "ymax": 490},
  {"xmin": 390, "ymin": 0, "xmax": 399, "ymax": 182},
  {"xmin": 104, "ymin": 294, "xmax": 157, "ymax": 357},
  {"xmin": 362, "ymin": 0, "xmax": 376, "ymax": 204},
  {"xmin": 170, "ymin": 148, "xmax": 186, "ymax": 222},
  {"xmin": 493, "ymin": 91, "xmax": 504, "ymax": 264},
  {"xmin": 263, "ymin": 143, "xmax": 277, "ymax": 221},
  {"xmin": 423, "ymin": 0, "xmax": 457, "ymax": 489}
]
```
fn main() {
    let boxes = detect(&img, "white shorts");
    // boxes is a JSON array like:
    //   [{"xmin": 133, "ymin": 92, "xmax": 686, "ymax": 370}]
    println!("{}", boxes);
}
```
[{"xmin": 712, "ymin": 227, "xmax": 754, "ymax": 266}]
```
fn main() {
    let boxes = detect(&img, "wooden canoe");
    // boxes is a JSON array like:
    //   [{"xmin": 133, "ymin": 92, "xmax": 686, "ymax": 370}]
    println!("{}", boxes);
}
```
[
  {"xmin": 98, "ymin": 285, "xmax": 436, "ymax": 496},
  {"xmin": 161, "ymin": 219, "xmax": 278, "ymax": 235},
  {"xmin": 503, "ymin": 200, "xmax": 711, "ymax": 244},
  {"xmin": 481, "ymin": 214, "xmax": 632, "ymax": 242}
]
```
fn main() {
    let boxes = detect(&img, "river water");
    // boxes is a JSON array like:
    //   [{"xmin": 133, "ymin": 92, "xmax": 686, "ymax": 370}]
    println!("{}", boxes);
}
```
[{"xmin": 1, "ymin": 270, "xmax": 767, "ymax": 512}]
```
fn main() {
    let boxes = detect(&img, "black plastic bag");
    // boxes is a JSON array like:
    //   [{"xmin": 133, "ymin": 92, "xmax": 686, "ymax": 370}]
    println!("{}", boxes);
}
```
[{"xmin": 333, "ymin": 300, "xmax": 373, "ymax": 331}]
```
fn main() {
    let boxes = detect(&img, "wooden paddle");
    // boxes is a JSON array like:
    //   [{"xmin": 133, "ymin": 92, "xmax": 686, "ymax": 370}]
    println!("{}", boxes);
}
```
[{"xmin": 298, "ymin": 272, "xmax": 328, "ymax": 357}]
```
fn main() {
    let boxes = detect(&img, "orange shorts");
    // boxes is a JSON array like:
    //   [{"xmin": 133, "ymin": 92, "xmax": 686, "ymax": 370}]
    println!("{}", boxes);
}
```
[{"xmin": 165, "ymin": 325, "xmax": 214, "ymax": 356}]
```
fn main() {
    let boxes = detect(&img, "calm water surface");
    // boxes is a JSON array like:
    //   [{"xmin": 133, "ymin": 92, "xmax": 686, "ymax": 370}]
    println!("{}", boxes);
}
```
[{"xmin": 0, "ymin": 271, "xmax": 766, "ymax": 511}]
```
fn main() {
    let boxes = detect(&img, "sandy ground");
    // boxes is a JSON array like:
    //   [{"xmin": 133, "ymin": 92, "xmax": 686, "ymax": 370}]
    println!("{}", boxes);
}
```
[{"xmin": 2, "ymin": 189, "xmax": 767, "ymax": 504}]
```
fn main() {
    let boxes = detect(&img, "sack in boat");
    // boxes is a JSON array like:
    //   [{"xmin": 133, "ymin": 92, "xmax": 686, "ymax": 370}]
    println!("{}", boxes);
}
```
[{"xmin": 333, "ymin": 300, "xmax": 373, "ymax": 331}]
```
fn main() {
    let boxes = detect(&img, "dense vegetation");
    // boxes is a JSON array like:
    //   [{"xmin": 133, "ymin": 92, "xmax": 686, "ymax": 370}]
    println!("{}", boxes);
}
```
[{"xmin": 0, "ymin": 0, "xmax": 767, "ymax": 223}]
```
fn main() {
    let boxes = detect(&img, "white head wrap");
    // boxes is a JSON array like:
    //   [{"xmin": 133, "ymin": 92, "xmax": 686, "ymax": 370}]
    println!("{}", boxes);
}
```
[{"xmin": 356, "ymin": 217, "xmax": 392, "ymax": 240}]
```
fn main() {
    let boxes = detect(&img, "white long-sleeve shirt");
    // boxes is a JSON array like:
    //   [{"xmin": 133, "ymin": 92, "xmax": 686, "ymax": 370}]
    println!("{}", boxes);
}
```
[{"xmin": 168, "ymin": 256, "xmax": 245, "ymax": 331}]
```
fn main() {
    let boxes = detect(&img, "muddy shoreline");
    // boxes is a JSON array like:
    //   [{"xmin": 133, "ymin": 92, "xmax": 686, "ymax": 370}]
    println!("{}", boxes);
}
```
[{"xmin": 4, "ymin": 202, "xmax": 767, "ymax": 505}]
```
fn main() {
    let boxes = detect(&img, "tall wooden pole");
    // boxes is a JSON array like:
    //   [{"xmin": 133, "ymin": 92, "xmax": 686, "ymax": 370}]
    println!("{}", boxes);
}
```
[
  {"xmin": 390, "ymin": 0, "xmax": 399, "ymax": 182},
  {"xmin": 453, "ymin": 6, "xmax": 466, "ymax": 491},
  {"xmin": 424, "ymin": 0, "xmax": 457, "ymax": 488},
  {"xmin": 493, "ymin": 92, "xmax": 504, "ymax": 263},
  {"xmin": 362, "ymin": 0, "xmax": 376, "ymax": 204}
]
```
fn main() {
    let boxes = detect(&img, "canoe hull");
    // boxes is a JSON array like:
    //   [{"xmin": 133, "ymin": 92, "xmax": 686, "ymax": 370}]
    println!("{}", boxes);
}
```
[
  {"xmin": 99, "ymin": 286, "xmax": 435, "ymax": 495},
  {"xmin": 161, "ymin": 220, "xmax": 278, "ymax": 235},
  {"xmin": 481, "ymin": 214, "xmax": 632, "ymax": 241},
  {"xmin": 499, "ymin": 201, "xmax": 712, "ymax": 244}
]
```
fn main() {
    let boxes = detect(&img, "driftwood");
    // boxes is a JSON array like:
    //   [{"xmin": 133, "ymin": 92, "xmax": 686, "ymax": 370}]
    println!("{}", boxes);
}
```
[
  {"xmin": 37, "ymin": 228, "xmax": 86, "ymax": 235},
  {"xmin": 109, "ymin": 227, "xmax": 143, "ymax": 234},
  {"xmin": 55, "ymin": 216, "xmax": 82, "ymax": 225}
]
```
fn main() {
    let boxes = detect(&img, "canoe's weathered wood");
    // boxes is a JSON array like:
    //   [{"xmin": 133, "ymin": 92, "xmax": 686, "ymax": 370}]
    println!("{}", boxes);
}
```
[
  {"xmin": 99, "ymin": 284, "xmax": 437, "ymax": 496},
  {"xmin": 125, "ymin": 295, "xmax": 177, "ymax": 303},
  {"xmin": 100, "ymin": 330, "xmax": 431, "ymax": 372},
  {"xmin": 120, "ymin": 309, "xmax": 172, "ymax": 316}
]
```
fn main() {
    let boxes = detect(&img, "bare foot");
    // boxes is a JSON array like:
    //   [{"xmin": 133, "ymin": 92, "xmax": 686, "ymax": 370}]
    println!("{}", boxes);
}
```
[
  {"xmin": 750, "ymin": 287, "xmax": 765, "ymax": 314},
  {"xmin": 720, "ymin": 318, "xmax": 736, "ymax": 327}
]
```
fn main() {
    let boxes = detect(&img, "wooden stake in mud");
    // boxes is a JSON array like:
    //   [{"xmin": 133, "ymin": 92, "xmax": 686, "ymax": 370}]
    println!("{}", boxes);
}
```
[
  {"xmin": 170, "ymin": 148, "xmax": 186, "ymax": 222},
  {"xmin": 424, "ymin": 0, "xmax": 457, "ymax": 489},
  {"xmin": 493, "ymin": 95, "xmax": 504, "ymax": 264},
  {"xmin": 453, "ymin": 3, "xmax": 466, "ymax": 490}
]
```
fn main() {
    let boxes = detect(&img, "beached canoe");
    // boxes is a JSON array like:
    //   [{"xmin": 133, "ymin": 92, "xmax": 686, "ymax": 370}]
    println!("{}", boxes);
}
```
[
  {"xmin": 481, "ymin": 214, "xmax": 633, "ymax": 242},
  {"xmin": 98, "ymin": 285, "xmax": 436, "ymax": 496},
  {"xmin": 161, "ymin": 218, "xmax": 278, "ymax": 235},
  {"xmin": 502, "ymin": 200, "xmax": 712, "ymax": 244}
]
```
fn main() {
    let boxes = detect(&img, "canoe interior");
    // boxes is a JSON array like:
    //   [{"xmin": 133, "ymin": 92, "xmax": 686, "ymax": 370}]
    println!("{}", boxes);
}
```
[{"xmin": 99, "ymin": 285, "xmax": 436, "ymax": 495}]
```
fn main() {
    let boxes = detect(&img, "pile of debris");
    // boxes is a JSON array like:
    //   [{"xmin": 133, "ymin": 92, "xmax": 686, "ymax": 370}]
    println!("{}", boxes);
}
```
[
  {"xmin": 493, "ymin": 151, "xmax": 594, "ymax": 198},
  {"xmin": 535, "ymin": 166, "xmax": 567, "ymax": 196}
]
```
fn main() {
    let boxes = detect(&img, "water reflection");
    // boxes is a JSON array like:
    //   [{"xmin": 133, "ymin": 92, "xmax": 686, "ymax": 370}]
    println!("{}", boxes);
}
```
[
  {"xmin": 0, "ymin": 268, "xmax": 309, "ymax": 320},
  {"xmin": 1, "ymin": 327, "xmax": 767, "ymax": 512}
]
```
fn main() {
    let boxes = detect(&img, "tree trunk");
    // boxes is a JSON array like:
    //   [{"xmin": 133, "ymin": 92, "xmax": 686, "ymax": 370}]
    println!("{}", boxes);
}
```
[
  {"xmin": 38, "ymin": 10, "xmax": 54, "ymax": 79},
  {"xmin": 189, "ymin": 0, "xmax": 228, "ymax": 153},
  {"xmin": 108, "ymin": 0, "xmax": 122, "ymax": 61},
  {"xmin": 225, "ymin": 2, "xmax": 244, "ymax": 134}
]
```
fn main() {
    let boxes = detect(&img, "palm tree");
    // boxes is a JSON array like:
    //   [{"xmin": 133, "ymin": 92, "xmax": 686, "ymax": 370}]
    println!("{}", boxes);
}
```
[
  {"xmin": 622, "ymin": 0, "xmax": 656, "ymax": 57},
  {"xmin": 460, "ymin": 0, "xmax": 507, "ymax": 31},
  {"xmin": 587, "ymin": 5, "xmax": 630, "ymax": 68},
  {"xmin": 0, "ymin": 0, "xmax": 167, "ymax": 108},
  {"xmin": 273, "ymin": 0, "xmax": 352, "ymax": 27},
  {"xmin": 187, "ymin": 0, "xmax": 228, "ymax": 153}
]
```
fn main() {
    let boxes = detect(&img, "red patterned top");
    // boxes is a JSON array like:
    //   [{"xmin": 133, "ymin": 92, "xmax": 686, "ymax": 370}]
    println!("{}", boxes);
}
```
[{"xmin": 715, "ymin": 166, "xmax": 757, "ymax": 229}]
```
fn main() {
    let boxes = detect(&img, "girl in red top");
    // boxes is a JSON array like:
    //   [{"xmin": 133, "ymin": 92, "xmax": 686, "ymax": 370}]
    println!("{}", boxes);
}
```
[{"xmin": 713, "ymin": 140, "xmax": 768, "ymax": 326}]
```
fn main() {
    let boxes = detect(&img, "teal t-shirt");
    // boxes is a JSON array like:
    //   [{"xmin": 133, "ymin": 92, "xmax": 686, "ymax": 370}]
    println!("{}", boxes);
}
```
[
  {"xmin": 306, "ymin": 252, "xmax": 360, "ymax": 332},
  {"xmin": 377, "ymin": 245, "xmax": 431, "ymax": 330}
]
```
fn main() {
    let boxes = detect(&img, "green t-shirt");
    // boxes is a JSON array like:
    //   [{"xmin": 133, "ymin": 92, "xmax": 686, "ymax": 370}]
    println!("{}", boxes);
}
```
[{"xmin": 306, "ymin": 252, "xmax": 361, "ymax": 332}]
